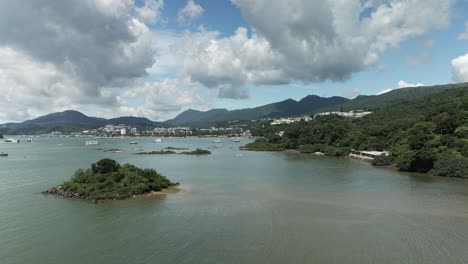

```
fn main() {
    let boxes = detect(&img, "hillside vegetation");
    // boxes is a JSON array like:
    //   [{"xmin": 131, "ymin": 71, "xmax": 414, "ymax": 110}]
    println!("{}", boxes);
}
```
[
  {"xmin": 313, "ymin": 83, "xmax": 465, "ymax": 113},
  {"xmin": 245, "ymin": 85, "xmax": 468, "ymax": 177}
]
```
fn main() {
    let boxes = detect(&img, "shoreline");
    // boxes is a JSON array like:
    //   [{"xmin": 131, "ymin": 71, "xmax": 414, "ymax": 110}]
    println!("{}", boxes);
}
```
[
  {"xmin": 42, "ymin": 185, "xmax": 182, "ymax": 203},
  {"xmin": 240, "ymin": 147, "xmax": 468, "ymax": 180}
]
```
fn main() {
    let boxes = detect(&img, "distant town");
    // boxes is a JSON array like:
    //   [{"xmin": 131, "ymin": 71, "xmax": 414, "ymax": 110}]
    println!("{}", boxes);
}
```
[
  {"xmin": 44, "ymin": 110, "xmax": 372, "ymax": 138},
  {"xmin": 50, "ymin": 124, "xmax": 252, "ymax": 138}
]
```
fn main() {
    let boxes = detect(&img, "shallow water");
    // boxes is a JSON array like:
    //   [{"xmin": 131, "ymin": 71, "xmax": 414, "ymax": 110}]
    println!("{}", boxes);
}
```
[{"xmin": 1, "ymin": 136, "xmax": 468, "ymax": 264}]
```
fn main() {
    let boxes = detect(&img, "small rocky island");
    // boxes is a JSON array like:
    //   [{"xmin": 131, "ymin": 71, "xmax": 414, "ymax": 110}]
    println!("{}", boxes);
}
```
[
  {"xmin": 43, "ymin": 159, "xmax": 179, "ymax": 202},
  {"xmin": 137, "ymin": 148, "xmax": 211, "ymax": 155}
]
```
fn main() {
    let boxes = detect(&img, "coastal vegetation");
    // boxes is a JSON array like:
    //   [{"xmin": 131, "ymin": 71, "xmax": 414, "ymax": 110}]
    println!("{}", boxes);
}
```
[
  {"xmin": 180, "ymin": 149, "xmax": 211, "ymax": 155},
  {"xmin": 165, "ymin": 147, "xmax": 189, "ymax": 150},
  {"xmin": 137, "ymin": 148, "xmax": 211, "ymax": 155},
  {"xmin": 243, "ymin": 86, "xmax": 468, "ymax": 178},
  {"xmin": 43, "ymin": 159, "xmax": 178, "ymax": 201}
]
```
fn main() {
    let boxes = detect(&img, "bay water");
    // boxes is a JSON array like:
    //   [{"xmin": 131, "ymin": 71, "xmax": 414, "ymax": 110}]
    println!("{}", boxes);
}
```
[{"xmin": 1, "ymin": 136, "xmax": 468, "ymax": 263}]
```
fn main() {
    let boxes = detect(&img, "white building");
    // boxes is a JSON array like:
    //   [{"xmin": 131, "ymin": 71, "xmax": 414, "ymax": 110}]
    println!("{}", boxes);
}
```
[
  {"xmin": 349, "ymin": 150, "xmax": 390, "ymax": 161},
  {"xmin": 120, "ymin": 128, "xmax": 127, "ymax": 136},
  {"xmin": 315, "ymin": 110, "xmax": 372, "ymax": 118}
]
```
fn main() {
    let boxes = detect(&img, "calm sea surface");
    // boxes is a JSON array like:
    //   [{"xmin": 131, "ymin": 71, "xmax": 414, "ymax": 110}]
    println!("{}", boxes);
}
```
[{"xmin": 1, "ymin": 136, "xmax": 468, "ymax": 264}]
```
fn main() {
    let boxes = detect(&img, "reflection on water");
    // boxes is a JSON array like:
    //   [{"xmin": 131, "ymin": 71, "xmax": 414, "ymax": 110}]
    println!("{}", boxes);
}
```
[{"xmin": 1, "ymin": 137, "xmax": 468, "ymax": 264}]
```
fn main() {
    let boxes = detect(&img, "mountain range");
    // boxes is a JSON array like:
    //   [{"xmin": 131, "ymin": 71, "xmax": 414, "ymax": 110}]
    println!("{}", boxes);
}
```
[{"xmin": 0, "ymin": 83, "xmax": 463, "ymax": 134}]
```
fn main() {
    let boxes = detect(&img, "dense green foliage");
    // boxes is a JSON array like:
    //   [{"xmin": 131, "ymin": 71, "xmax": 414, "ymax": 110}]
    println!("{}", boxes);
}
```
[
  {"xmin": 180, "ymin": 149, "xmax": 212, "ymax": 155},
  {"xmin": 243, "ymin": 139, "xmax": 286, "ymax": 151},
  {"xmin": 245, "ymin": 85, "xmax": 468, "ymax": 178},
  {"xmin": 313, "ymin": 83, "xmax": 465, "ymax": 113},
  {"xmin": 371, "ymin": 155, "xmax": 394, "ymax": 166},
  {"xmin": 61, "ymin": 159, "xmax": 173, "ymax": 200},
  {"xmin": 433, "ymin": 151, "xmax": 468, "ymax": 178},
  {"xmin": 168, "ymin": 96, "xmax": 349, "ymax": 126}
]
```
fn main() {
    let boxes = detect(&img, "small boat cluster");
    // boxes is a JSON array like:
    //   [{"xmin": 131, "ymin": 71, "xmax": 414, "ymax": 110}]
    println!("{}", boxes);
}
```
[{"xmin": 85, "ymin": 140, "xmax": 99, "ymax": 146}]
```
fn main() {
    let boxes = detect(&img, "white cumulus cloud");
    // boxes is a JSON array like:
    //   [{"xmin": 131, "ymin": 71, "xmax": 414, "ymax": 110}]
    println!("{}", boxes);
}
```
[
  {"xmin": 452, "ymin": 53, "xmax": 468, "ymax": 83},
  {"xmin": 0, "ymin": 0, "xmax": 155, "ymax": 121},
  {"xmin": 136, "ymin": 0, "xmax": 165, "ymax": 24},
  {"xmin": 178, "ymin": 0, "xmax": 204, "ymax": 24},
  {"xmin": 377, "ymin": 80, "xmax": 424, "ymax": 95},
  {"xmin": 398, "ymin": 80, "xmax": 424, "ymax": 88},
  {"xmin": 181, "ymin": 0, "xmax": 453, "ymax": 97}
]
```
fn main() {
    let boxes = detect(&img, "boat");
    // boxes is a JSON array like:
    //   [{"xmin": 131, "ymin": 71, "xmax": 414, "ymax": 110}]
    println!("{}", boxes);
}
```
[
  {"xmin": 27, "ymin": 138, "xmax": 33, "ymax": 142},
  {"xmin": 233, "ymin": 139, "xmax": 240, "ymax": 142},
  {"xmin": 0, "ymin": 152, "xmax": 8, "ymax": 157},
  {"xmin": 129, "ymin": 141, "xmax": 138, "ymax": 145},
  {"xmin": 212, "ymin": 139, "xmax": 222, "ymax": 143},
  {"xmin": 85, "ymin": 140, "xmax": 99, "ymax": 146},
  {"xmin": 5, "ymin": 138, "xmax": 20, "ymax": 143},
  {"xmin": 154, "ymin": 138, "xmax": 162, "ymax": 143}
]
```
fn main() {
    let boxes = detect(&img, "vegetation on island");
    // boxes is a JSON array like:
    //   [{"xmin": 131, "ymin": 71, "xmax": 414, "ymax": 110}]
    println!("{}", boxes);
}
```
[
  {"xmin": 165, "ymin": 147, "xmax": 189, "ymax": 150},
  {"xmin": 137, "ymin": 148, "xmax": 211, "ymax": 155},
  {"xmin": 43, "ymin": 159, "xmax": 179, "ymax": 201},
  {"xmin": 243, "ymin": 86, "xmax": 468, "ymax": 178},
  {"xmin": 180, "ymin": 149, "xmax": 211, "ymax": 155}
]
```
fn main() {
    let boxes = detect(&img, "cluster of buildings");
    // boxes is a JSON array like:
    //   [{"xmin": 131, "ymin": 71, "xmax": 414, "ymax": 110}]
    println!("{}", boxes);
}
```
[
  {"xmin": 314, "ymin": 110, "xmax": 373, "ymax": 118},
  {"xmin": 270, "ymin": 116, "xmax": 314, "ymax": 125},
  {"xmin": 56, "ymin": 124, "xmax": 251, "ymax": 138},
  {"xmin": 80, "ymin": 124, "xmax": 142, "ymax": 137},
  {"xmin": 270, "ymin": 110, "xmax": 372, "ymax": 125},
  {"xmin": 153, "ymin": 127, "xmax": 191, "ymax": 136}
]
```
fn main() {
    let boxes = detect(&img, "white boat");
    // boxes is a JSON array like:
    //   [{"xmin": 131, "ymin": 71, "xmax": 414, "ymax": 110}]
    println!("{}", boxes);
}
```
[
  {"xmin": 27, "ymin": 138, "xmax": 33, "ymax": 142},
  {"xmin": 5, "ymin": 138, "xmax": 20, "ymax": 143},
  {"xmin": 154, "ymin": 138, "xmax": 162, "ymax": 143},
  {"xmin": 129, "ymin": 141, "xmax": 138, "ymax": 145},
  {"xmin": 233, "ymin": 139, "xmax": 240, "ymax": 142},
  {"xmin": 85, "ymin": 140, "xmax": 99, "ymax": 146},
  {"xmin": 212, "ymin": 139, "xmax": 222, "ymax": 143}
]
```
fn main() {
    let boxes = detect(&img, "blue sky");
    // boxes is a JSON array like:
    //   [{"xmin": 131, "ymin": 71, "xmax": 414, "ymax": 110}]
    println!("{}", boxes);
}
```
[
  {"xmin": 0, "ymin": 0, "xmax": 468, "ymax": 122},
  {"xmin": 141, "ymin": 0, "xmax": 468, "ymax": 112}
]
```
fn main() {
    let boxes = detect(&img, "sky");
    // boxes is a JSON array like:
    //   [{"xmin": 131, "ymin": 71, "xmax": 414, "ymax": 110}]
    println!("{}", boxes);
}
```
[{"xmin": 0, "ymin": 0, "xmax": 468, "ymax": 123}]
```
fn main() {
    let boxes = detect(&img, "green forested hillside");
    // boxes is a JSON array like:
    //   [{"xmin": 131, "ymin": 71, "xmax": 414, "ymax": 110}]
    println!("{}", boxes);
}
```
[
  {"xmin": 167, "ymin": 95, "xmax": 349, "ymax": 126},
  {"xmin": 314, "ymin": 83, "xmax": 466, "ymax": 113},
  {"xmin": 245, "ymin": 85, "xmax": 468, "ymax": 177},
  {"xmin": 0, "ymin": 110, "xmax": 162, "ymax": 135}
]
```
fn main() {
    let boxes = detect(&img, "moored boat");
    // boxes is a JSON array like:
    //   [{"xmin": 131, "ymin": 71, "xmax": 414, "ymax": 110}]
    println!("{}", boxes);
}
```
[
  {"xmin": 154, "ymin": 138, "xmax": 162, "ymax": 143},
  {"xmin": 85, "ymin": 140, "xmax": 99, "ymax": 146},
  {"xmin": 0, "ymin": 152, "xmax": 8, "ymax": 157},
  {"xmin": 129, "ymin": 141, "xmax": 138, "ymax": 145}
]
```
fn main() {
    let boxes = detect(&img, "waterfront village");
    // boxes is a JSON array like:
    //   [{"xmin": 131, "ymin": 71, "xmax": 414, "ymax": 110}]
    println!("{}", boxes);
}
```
[
  {"xmin": 50, "ymin": 125, "xmax": 252, "ymax": 138},
  {"xmin": 46, "ymin": 110, "xmax": 372, "ymax": 138}
]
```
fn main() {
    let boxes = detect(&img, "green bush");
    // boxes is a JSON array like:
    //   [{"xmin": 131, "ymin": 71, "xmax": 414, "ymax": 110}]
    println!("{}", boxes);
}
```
[
  {"xmin": 372, "ymin": 155, "xmax": 394, "ymax": 166},
  {"xmin": 433, "ymin": 151, "xmax": 468, "ymax": 178},
  {"xmin": 324, "ymin": 146, "xmax": 349, "ymax": 156},
  {"xmin": 91, "ymin": 158, "xmax": 121, "ymax": 174}
]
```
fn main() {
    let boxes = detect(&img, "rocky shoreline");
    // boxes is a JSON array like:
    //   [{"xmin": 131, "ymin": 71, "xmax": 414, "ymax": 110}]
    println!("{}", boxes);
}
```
[{"xmin": 42, "ymin": 182, "xmax": 180, "ymax": 203}]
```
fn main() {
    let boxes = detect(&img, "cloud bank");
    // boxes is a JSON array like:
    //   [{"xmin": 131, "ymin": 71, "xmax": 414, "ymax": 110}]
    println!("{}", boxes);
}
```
[{"xmin": 0, "ymin": 0, "xmax": 457, "ymax": 122}]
